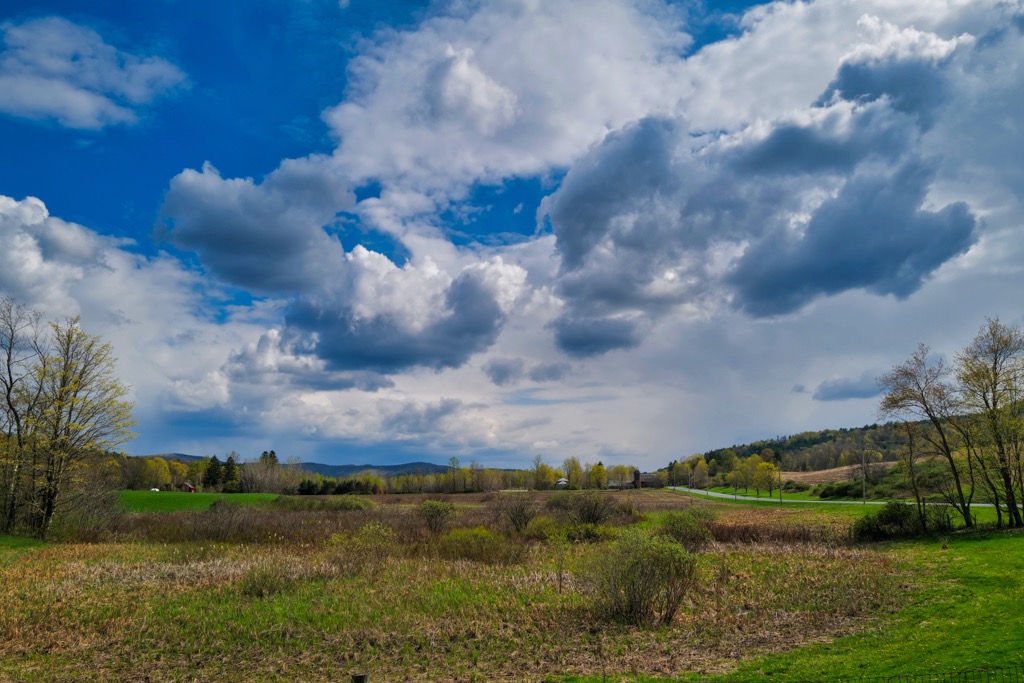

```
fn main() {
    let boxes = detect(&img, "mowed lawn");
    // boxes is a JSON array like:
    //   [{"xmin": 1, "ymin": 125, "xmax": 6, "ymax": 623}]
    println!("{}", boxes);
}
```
[{"xmin": 118, "ymin": 489, "xmax": 279, "ymax": 512}]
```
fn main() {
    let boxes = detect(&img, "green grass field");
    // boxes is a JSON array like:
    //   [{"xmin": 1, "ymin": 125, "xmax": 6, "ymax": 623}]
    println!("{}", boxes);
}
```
[
  {"xmin": 672, "ymin": 487, "xmax": 1005, "ymax": 525},
  {"xmin": 117, "ymin": 489, "xmax": 278, "ymax": 512}
]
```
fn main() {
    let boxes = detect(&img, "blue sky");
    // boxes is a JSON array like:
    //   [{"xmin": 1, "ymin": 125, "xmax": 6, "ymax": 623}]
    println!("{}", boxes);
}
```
[{"xmin": 2, "ymin": 0, "xmax": 1023, "ymax": 468}]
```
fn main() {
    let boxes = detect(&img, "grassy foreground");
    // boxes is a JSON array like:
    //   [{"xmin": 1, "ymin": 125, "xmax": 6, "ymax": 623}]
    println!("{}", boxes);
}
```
[
  {"xmin": 564, "ymin": 532, "xmax": 1024, "ymax": 682},
  {"xmin": 713, "ymin": 532, "xmax": 1024, "ymax": 681},
  {"xmin": 1, "ymin": 491, "xmax": 1020, "ymax": 682}
]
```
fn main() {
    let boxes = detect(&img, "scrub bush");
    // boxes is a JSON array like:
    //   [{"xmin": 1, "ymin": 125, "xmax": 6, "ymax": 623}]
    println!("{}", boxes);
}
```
[{"xmin": 577, "ymin": 528, "xmax": 697, "ymax": 626}]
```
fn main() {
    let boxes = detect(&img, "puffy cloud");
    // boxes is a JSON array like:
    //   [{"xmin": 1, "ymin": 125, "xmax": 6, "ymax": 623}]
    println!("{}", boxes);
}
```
[
  {"xmin": 284, "ymin": 254, "xmax": 527, "ymax": 373},
  {"xmin": 540, "ymin": 10, "xmax": 989, "ymax": 352},
  {"xmin": 816, "ymin": 17, "xmax": 972, "ymax": 128},
  {"xmin": 422, "ymin": 45, "xmax": 520, "ymax": 136},
  {"xmin": 812, "ymin": 372, "xmax": 882, "ymax": 402},
  {"xmin": 325, "ymin": 0, "xmax": 690, "ymax": 204},
  {"xmin": 0, "ymin": 16, "xmax": 187, "ymax": 129},
  {"xmin": 221, "ymin": 327, "xmax": 394, "ymax": 393},
  {"xmin": 483, "ymin": 357, "xmax": 525, "ymax": 386},
  {"xmin": 0, "ymin": 194, "xmax": 130, "ymax": 311},
  {"xmin": 678, "ymin": 0, "xmax": 986, "ymax": 131},
  {"xmin": 158, "ymin": 157, "xmax": 354, "ymax": 293},
  {"xmin": 379, "ymin": 397, "xmax": 466, "ymax": 439},
  {"xmin": 729, "ymin": 160, "xmax": 976, "ymax": 316},
  {"xmin": 550, "ymin": 315, "xmax": 645, "ymax": 358},
  {"xmin": 527, "ymin": 361, "xmax": 571, "ymax": 383},
  {"xmin": 483, "ymin": 357, "xmax": 571, "ymax": 385}
]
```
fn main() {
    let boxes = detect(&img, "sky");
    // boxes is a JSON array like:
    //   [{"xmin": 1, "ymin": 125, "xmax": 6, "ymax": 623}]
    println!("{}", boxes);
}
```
[{"xmin": 2, "ymin": 0, "xmax": 1023, "ymax": 469}]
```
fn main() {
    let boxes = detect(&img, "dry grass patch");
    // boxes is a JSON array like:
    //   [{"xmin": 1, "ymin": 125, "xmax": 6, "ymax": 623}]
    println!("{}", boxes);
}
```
[{"xmin": 782, "ymin": 463, "xmax": 897, "ymax": 485}]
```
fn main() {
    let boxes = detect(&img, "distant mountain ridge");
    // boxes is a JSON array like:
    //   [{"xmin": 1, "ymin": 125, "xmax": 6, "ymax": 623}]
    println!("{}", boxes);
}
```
[
  {"xmin": 297, "ymin": 461, "xmax": 449, "ymax": 478},
  {"xmin": 135, "ymin": 454, "xmax": 449, "ymax": 478}
]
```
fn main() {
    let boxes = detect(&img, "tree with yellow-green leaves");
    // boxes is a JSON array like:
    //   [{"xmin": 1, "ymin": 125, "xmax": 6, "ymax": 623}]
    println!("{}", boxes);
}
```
[
  {"xmin": 0, "ymin": 298, "xmax": 135, "ymax": 538},
  {"xmin": 752, "ymin": 461, "xmax": 779, "ymax": 497}
]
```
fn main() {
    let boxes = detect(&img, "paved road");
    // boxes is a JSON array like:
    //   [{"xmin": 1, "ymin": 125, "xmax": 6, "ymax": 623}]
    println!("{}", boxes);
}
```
[{"xmin": 668, "ymin": 486, "xmax": 886, "ymax": 505}]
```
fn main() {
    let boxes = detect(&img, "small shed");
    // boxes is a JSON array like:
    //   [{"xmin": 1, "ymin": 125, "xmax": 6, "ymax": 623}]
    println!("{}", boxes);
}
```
[
  {"xmin": 179, "ymin": 481, "xmax": 196, "ymax": 493},
  {"xmin": 555, "ymin": 477, "xmax": 569, "ymax": 490}
]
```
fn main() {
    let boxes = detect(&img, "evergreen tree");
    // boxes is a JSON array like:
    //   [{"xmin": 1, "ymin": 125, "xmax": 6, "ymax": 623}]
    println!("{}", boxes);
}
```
[{"xmin": 205, "ymin": 456, "xmax": 223, "ymax": 490}]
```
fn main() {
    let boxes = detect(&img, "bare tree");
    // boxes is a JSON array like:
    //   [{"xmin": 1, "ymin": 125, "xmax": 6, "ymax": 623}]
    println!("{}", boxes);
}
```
[
  {"xmin": 878, "ymin": 344, "xmax": 974, "ymax": 527},
  {"xmin": 955, "ymin": 318, "xmax": 1024, "ymax": 528},
  {"xmin": 0, "ymin": 298, "xmax": 46, "ymax": 533}
]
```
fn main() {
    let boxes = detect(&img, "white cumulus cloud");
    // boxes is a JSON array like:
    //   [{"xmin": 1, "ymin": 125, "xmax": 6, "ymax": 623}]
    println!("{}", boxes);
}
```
[{"xmin": 0, "ymin": 16, "xmax": 187, "ymax": 129}]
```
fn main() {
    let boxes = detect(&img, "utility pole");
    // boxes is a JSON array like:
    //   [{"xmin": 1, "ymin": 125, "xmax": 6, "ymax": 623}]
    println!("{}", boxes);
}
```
[{"xmin": 861, "ymin": 450, "xmax": 867, "ymax": 504}]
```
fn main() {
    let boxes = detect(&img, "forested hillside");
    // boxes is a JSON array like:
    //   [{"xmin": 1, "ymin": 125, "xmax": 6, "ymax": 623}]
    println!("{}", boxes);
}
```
[{"xmin": 702, "ymin": 423, "xmax": 908, "ymax": 473}]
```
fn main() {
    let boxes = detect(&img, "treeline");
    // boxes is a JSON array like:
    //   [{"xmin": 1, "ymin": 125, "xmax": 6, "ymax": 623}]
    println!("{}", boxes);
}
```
[
  {"xmin": 0, "ymin": 299, "xmax": 134, "ymax": 538},
  {"xmin": 701, "ymin": 423, "xmax": 908, "ymax": 473},
  {"xmin": 122, "ymin": 450, "xmax": 304, "ymax": 494},
  {"xmin": 296, "ymin": 457, "xmax": 648, "ymax": 495},
  {"xmin": 126, "ymin": 452, "xmax": 650, "ymax": 496},
  {"xmin": 663, "ymin": 453, "xmax": 783, "ymax": 496}
]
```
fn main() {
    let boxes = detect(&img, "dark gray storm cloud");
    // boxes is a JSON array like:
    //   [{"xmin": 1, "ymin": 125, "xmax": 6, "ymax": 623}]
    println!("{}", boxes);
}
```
[
  {"xmin": 727, "ymin": 103, "xmax": 915, "ymax": 176},
  {"xmin": 551, "ymin": 117, "xmax": 685, "ymax": 271},
  {"xmin": 527, "ymin": 362, "xmax": 571, "ymax": 382},
  {"xmin": 483, "ymin": 357, "xmax": 525, "ymax": 385},
  {"xmin": 158, "ymin": 158, "xmax": 353, "ymax": 293},
  {"xmin": 285, "ymin": 268, "xmax": 508, "ymax": 373},
  {"xmin": 817, "ymin": 55, "xmax": 951, "ymax": 128},
  {"xmin": 483, "ymin": 358, "xmax": 572, "ymax": 385},
  {"xmin": 542, "ymin": 33, "xmax": 979, "ymax": 352},
  {"xmin": 551, "ymin": 315, "xmax": 643, "ymax": 358},
  {"xmin": 729, "ymin": 161, "xmax": 976, "ymax": 317},
  {"xmin": 545, "ymin": 117, "xmax": 702, "ymax": 356},
  {"xmin": 812, "ymin": 373, "xmax": 882, "ymax": 402},
  {"xmin": 379, "ymin": 398, "xmax": 464, "ymax": 436}
]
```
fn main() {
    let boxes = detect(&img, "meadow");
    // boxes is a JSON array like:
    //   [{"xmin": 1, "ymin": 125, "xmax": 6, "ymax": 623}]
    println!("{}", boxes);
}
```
[{"xmin": 0, "ymin": 489, "xmax": 1019, "ymax": 682}]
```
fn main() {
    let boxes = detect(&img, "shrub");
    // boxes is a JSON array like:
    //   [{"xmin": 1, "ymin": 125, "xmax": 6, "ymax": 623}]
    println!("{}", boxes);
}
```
[
  {"xmin": 818, "ymin": 481, "xmax": 861, "ymax": 499},
  {"xmin": 493, "ymin": 492, "xmax": 540, "ymax": 533},
  {"xmin": 615, "ymin": 494, "xmax": 641, "ymax": 519},
  {"xmin": 523, "ymin": 514, "xmax": 562, "ymax": 541},
  {"xmin": 419, "ymin": 499, "xmax": 456, "ymax": 534},
  {"xmin": 783, "ymin": 480, "xmax": 810, "ymax": 492},
  {"xmin": 48, "ymin": 488, "xmax": 123, "ymax": 542},
  {"xmin": 851, "ymin": 502, "xmax": 918, "ymax": 541},
  {"xmin": 548, "ymin": 490, "xmax": 614, "ymax": 525},
  {"xmin": 924, "ymin": 505, "xmax": 954, "ymax": 533},
  {"xmin": 564, "ymin": 522, "xmax": 617, "ymax": 543},
  {"xmin": 327, "ymin": 522, "xmax": 397, "ymax": 576},
  {"xmin": 577, "ymin": 528, "xmax": 697, "ymax": 626},
  {"xmin": 659, "ymin": 510, "xmax": 713, "ymax": 552},
  {"xmin": 434, "ymin": 527, "xmax": 526, "ymax": 564}
]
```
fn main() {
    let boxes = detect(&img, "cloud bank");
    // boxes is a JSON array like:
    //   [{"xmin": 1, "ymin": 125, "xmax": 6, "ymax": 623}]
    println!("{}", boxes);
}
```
[{"xmin": 6, "ymin": 0, "xmax": 1024, "ymax": 466}]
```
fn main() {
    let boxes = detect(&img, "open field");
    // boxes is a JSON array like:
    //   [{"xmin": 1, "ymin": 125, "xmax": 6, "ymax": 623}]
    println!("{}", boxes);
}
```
[
  {"xmin": 118, "ymin": 490, "xmax": 279, "ymax": 513},
  {"xmin": 1, "ymin": 490, "xmax": 1019, "ymax": 682},
  {"xmin": 781, "ymin": 463, "xmax": 898, "ymax": 486}
]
